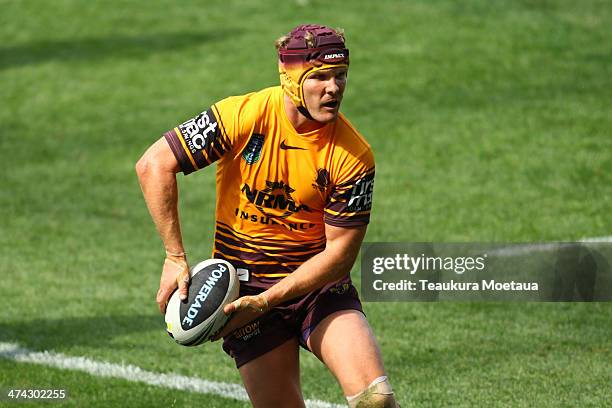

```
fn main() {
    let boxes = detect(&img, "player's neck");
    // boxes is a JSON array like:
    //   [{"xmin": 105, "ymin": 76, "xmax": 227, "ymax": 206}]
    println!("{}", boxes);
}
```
[{"xmin": 284, "ymin": 94, "xmax": 325, "ymax": 134}]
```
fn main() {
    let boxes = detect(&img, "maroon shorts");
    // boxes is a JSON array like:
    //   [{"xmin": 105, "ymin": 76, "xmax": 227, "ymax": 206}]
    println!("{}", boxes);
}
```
[{"xmin": 222, "ymin": 276, "xmax": 363, "ymax": 368}]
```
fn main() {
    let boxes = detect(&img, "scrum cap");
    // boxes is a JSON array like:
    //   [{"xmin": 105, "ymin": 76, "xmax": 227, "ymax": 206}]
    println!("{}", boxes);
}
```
[{"xmin": 278, "ymin": 24, "xmax": 349, "ymax": 116}]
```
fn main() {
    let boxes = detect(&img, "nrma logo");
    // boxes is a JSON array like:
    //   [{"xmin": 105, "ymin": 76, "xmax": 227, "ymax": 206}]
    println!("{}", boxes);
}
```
[{"xmin": 241, "ymin": 181, "xmax": 310, "ymax": 219}]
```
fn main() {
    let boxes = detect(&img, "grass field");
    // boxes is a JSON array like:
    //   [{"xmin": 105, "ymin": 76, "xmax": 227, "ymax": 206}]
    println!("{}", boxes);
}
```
[{"xmin": 1, "ymin": 0, "xmax": 611, "ymax": 406}]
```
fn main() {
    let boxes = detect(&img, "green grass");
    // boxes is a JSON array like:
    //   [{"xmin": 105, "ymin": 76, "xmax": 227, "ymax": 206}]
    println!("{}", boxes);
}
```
[
  {"xmin": 1, "ymin": 0, "xmax": 611, "ymax": 407},
  {"xmin": 0, "ymin": 359, "xmax": 248, "ymax": 407}
]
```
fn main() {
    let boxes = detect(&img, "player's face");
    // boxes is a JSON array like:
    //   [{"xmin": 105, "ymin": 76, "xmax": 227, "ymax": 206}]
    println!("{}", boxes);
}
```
[{"xmin": 302, "ymin": 67, "xmax": 348, "ymax": 123}]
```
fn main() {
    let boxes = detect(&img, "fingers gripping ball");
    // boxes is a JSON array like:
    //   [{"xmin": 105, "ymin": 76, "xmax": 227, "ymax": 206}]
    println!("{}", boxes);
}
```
[
  {"xmin": 164, "ymin": 259, "xmax": 239, "ymax": 346},
  {"xmin": 165, "ymin": 255, "xmax": 190, "ymax": 299}
]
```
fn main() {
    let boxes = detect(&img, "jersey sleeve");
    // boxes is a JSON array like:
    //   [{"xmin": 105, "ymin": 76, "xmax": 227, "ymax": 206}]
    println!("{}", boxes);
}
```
[
  {"xmin": 163, "ymin": 94, "xmax": 255, "ymax": 175},
  {"xmin": 324, "ymin": 149, "xmax": 375, "ymax": 227}
]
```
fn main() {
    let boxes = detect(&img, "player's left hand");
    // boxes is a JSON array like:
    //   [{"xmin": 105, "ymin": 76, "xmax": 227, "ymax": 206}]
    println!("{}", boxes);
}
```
[{"xmin": 210, "ymin": 294, "xmax": 269, "ymax": 341}]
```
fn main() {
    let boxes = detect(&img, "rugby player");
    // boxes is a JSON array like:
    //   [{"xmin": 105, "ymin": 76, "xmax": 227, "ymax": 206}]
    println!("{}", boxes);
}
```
[{"xmin": 136, "ymin": 24, "xmax": 399, "ymax": 408}]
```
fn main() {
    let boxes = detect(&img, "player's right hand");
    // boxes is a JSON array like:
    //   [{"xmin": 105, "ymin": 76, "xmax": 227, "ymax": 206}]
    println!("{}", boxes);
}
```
[
  {"xmin": 156, "ymin": 253, "xmax": 190, "ymax": 314},
  {"xmin": 209, "ymin": 293, "xmax": 269, "ymax": 341}
]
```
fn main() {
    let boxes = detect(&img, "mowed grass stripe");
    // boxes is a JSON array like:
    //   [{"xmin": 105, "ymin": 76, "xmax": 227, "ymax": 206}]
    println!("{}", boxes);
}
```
[{"xmin": 0, "ymin": 342, "xmax": 345, "ymax": 408}]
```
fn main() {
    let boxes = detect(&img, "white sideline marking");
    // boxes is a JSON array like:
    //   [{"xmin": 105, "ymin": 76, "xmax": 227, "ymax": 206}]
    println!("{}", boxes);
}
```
[
  {"xmin": 486, "ymin": 236, "xmax": 611, "ymax": 257},
  {"xmin": 0, "ymin": 342, "xmax": 345, "ymax": 408},
  {"xmin": 486, "ymin": 242, "xmax": 559, "ymax": 257},
  {"xmin": 580, "ymin": 236, "xmax": 612, "ymax": 243}
]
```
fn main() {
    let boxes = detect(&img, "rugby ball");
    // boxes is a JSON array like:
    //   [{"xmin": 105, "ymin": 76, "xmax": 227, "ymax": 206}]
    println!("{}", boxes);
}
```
[{"xmin": 164, "ymin": 259, "xmax": 239, "ymax": 346}]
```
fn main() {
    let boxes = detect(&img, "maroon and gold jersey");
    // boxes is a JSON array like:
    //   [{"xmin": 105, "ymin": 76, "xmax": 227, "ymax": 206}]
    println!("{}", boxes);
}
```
[{"xmin": 164, "ymin": 86, "xmax": 374, "ymax": 282}]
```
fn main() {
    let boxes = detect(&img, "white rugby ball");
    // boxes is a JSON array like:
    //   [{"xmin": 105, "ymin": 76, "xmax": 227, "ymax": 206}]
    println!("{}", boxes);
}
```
[{"xmin": 164, "ymin": 258, "xmax": 239, "ymax": 346}]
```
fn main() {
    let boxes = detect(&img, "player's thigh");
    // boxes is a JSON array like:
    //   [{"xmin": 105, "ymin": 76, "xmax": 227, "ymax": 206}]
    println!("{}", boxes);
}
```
[
  {"xmin": 306, "ymin": 309, "xmax": 386, "ymax": 396},
  {"xmin": 238, "ymin": 337, "xmax": 305, "ymax": 408}
]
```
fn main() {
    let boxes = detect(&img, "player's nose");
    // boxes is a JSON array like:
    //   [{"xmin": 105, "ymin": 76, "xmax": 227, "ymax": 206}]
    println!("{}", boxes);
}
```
[{"xmin": 325, "ymin": 77, "xmax": 341, "ymax": 95}]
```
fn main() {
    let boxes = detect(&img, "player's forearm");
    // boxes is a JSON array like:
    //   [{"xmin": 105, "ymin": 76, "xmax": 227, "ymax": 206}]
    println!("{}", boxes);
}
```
[
  {"xmin": 136, "ymin": 159, "xmax": 185, "ymax": 253},
  {"xmin": 263, "ymin": 236, "xmax": 360, "ymax": 307}
]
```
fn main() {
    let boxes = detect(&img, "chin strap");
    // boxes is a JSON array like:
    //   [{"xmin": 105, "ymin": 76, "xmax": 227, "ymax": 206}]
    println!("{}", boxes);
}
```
[
  {"xmin": 297, "ymin": 105, "xmax": 314, "ymax": 120},
  {"xmin": 279, "ymin": 58, "xmax": 348, "ymax": 122}
]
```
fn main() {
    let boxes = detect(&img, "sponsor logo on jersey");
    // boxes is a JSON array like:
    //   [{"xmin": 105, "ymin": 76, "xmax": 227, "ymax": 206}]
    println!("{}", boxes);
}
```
[
  {"xmin": 346, "ymin": 172, "xmax": 375, "ymax": 212},
  {"xmin": 236, "ymin": 268, "xmax": 249, "ymax": 282},
  {"xmin": 178, "ymin": 108, "xmax": 219, "ymax": 154},
  {"xmin": 242, "ymin": 133, "xmax": 265, "ymax": 164},
  {"xmin": 280, "ymin": 140, "xmax": 307, "ymax": 150},
  {"xmin": 241, "ymin": 180, "xmax": 311, "ymax": 219},
  {"xmin": 312, "ymin": 168, "xmax": 330, "ymax": 192},
  {"xmin": 234, "ymin": 208, "xmax": 316, "ymax": 231}
]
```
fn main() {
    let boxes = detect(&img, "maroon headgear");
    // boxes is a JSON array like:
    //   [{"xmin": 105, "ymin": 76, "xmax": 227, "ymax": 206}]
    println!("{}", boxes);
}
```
[{"xmin": 278, "ymin": 24, "xmax": 349, "ymax": 116}]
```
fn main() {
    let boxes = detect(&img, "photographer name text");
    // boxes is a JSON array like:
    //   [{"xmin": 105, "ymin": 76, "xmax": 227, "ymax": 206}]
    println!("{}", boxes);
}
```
[{"xmin": 373, "ymin": 279, "xmax": 538, "ymax": 292}]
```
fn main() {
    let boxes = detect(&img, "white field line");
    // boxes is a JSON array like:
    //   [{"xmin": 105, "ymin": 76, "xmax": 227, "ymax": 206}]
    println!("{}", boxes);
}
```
[
  {"xmin": 485, "ymin": 236, "xmax": 611, "ymax": 257},
  {"xmin": 579, "ymin": 236, "xmax": 612, "ymax": 243},
  {"xmin": 486, "ymin": 242, "xmax": 559, "ymax": 257},
  {"xmin": 0, "ymin": 342, "xmax": 345, "ymax": 408}
]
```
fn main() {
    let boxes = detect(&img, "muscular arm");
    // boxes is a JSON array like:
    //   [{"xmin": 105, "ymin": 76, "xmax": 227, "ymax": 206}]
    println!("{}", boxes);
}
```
[
  {"xmin": 216, "ymin": 224, "xmax": 366, "ymax": 338},
  {"xmin": 135, "ymin": 137, "xmax": 189, "ymax": 312},
  {"xmin": 264, "ymin": 224, "xmax": 366, "ymax": 307}
]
